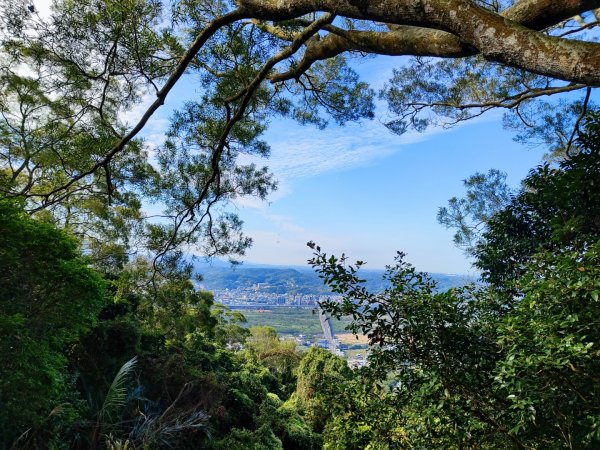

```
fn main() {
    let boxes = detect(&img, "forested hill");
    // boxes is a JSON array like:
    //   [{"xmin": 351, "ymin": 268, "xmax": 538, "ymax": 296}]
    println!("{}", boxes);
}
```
[{"xmin": 194, "ymin": 262, "xmax": 476, "ymax": 294}]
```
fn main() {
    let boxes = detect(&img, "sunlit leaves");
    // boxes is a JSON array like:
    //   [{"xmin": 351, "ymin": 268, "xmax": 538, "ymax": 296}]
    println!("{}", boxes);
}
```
[
  {"xmin": 495, "ymin": 244, "xmax": 600, "ymax": 445},
  {"xmin": 437, "ymin": 169, "xmax": 513, "ymax": 256},
  {"xmin": 475, "ymin": 149, "xmax": 600, "ymax": 288}
]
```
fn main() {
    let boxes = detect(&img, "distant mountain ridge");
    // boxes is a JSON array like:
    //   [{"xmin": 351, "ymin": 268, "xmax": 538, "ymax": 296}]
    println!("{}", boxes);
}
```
[{"xmin": 193, "ymin": 260, "xmax": 477, "ymax": 294}]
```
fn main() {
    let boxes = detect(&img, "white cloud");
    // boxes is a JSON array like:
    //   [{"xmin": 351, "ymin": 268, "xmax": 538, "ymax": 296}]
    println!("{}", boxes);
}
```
[
  {"xmin": 242, "ymin": 104, "xmax": 502, "ymax": 194},
  {"xmin": 148, "ymin": 103, "xmax": 443, "ymax": 212},
  {"xmin": 243, "ymin": 224, "xmax": 348, "ymax": 267},
  {"xmin": 252, "ymin": 117, "xmax": 442, "ymax": 182},
  {"xmin": 262, "ymin": 213, "xmax": 307, "ymax": 235}
]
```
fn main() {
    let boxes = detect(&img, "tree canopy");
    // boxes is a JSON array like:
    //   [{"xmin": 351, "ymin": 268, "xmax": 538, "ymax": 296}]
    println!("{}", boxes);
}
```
[{"xmin": 1, "ymin": 0, "xmax": 599, "ymax": 264}]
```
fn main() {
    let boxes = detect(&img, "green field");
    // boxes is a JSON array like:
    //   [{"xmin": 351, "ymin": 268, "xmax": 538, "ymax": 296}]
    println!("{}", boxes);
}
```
[{"xmin": 239, "ymin": 307, "xmax": 354, "ymax": 337}]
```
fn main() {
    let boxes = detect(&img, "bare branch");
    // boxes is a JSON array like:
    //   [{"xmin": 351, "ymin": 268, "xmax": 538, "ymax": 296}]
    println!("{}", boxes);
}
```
[
  {"xmin": 271, "ymin": 26, "xmax": 469, "ymax": 83},
  {"xmin": 405, "ymin": 83, "xmax": 587, "ymax": 111},
  {"xmin": 566, "ymin": 87, "xmax": 592, "ymax": 156}
]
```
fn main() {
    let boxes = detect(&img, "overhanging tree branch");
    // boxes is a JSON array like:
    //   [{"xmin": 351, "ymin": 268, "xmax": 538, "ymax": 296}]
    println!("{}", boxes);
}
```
[
  {"xmin": 238, "ymin": 0, "xmax": 600, "ymax": 85},
  {"xmin": 268, "ymin": 0, "xmax": 600, "ymax": 83},
  {"xmin": 32, "ymin": 8, "xmax": 248, "ymax": 207},
  {"xmin": 152, "ymin": 13, "xmax": 336, "ymax": 266},
  {"xmin": 5, "ymin": 0, "xmax": 600, "ymax": 220}
]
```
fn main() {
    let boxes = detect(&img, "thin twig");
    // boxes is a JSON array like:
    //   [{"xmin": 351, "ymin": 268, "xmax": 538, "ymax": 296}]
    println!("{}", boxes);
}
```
[{"xmin": 566, "ymin": 87, "xmax": 592, "ymax": 157}]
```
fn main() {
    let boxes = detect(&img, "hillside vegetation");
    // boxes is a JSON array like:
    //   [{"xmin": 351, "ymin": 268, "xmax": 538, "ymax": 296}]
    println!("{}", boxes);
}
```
[
  {"xmin": 1, "ymin": 1, "xmax": 600, "ymax": 448},
  {"xmin": 2, "ymin": 116, "xmax": 598, "ymax": 447},
  {"xmin": 196, "ymin": 264, "xmax": 474, "ymax": 294}
]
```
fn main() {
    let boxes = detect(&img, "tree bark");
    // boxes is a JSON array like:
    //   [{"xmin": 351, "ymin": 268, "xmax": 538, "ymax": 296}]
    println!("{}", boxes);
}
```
[{"xmin": 237, "ymin": 0, "xmax": 600, "ymax": 85}]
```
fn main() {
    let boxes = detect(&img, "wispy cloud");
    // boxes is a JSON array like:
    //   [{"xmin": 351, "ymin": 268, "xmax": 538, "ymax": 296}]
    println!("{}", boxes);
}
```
[
  {"xmin": 262, "ymin": 213, "xmax": 308, "ymax": 235},
  {"xmin": 240, "ymin": 98, "xmax": 502, "ymax": 195},
  {"xmin": 232, "ymin": 118, "xmax": 435, "ymax": 213},
  {"xmin": 248, "ymin": 115, "xmax": 445, "ymax": 182},
  {"xmin": 243, "ymin": 222, "xmax": 349, "ymax": 267}
]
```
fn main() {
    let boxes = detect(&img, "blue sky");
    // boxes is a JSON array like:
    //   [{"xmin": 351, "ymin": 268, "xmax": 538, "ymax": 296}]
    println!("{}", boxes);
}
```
[
  {"xmin": 28, "ymin": 1, "xmax": 594, "ymax": 274},
  {"xmin": 233, "ymin": 111, "xmax": 545, "ymax": 274},
  {"xmin": 127, "ymin": 56, "xmax": 550, "ymax": 275}
]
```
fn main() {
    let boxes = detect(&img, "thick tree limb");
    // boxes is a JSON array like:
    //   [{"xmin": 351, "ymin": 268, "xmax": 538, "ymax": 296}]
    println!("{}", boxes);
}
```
[
  {"xmin": 270, "ymin": 26, "xmax": 469, "ymax": 83},
  {"xmin": 270, "ymin": 0, "xmax": 600, "ymax": 82},
  {"xmin": 237, "ymin": 0, "xmax": 600, "ymax": 85},
  {"xmin": 502, "ymin": 0, "xmax": 600, "ymax": 30},
  {"xmin": 238, "ymin": 0, "xmax": 600, "ymax": 28}
]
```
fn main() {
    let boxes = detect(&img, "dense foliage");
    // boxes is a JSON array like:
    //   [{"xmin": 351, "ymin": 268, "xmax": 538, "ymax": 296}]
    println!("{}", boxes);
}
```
[
  {"xmin": 1, "ymin": 1, "xmax": 600, "ymax": 447},
  {"xmin": 308, "ymin": 115, "xmax": 600, "ymax": 449},
  {"xmin": 0, "ymin": 198, "xmax": 106, "ymax": 448},
  {"xmin": 2, "ymin": 114, "xmax": 598, "ymax": 449},
  {"xmin": 0, "ymin": 197, "xmax": 317, "ymax": 448},
  {"xmin": 475, "ymin": 148, "xmax": 600, "ymax": 288}
]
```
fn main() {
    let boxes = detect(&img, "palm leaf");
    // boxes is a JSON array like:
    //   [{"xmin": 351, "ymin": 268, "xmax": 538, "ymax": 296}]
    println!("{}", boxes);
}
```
[{"xmin": 98, "ymin": 356, "xmax": 138, "ymax": 423}]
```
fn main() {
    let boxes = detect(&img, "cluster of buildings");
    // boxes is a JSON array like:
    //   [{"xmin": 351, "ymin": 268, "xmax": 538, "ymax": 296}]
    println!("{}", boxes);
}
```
[
  {"xmin": 292, "ymin": 334, "xmax": 367, "ymax": 368},
  {"xmin": 209, "ymin": 285, "xmax": 369, "ymax": 368},
  {"xmin": 211, "ymin": 286, "xmax": 341, "ymax": 307}
]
